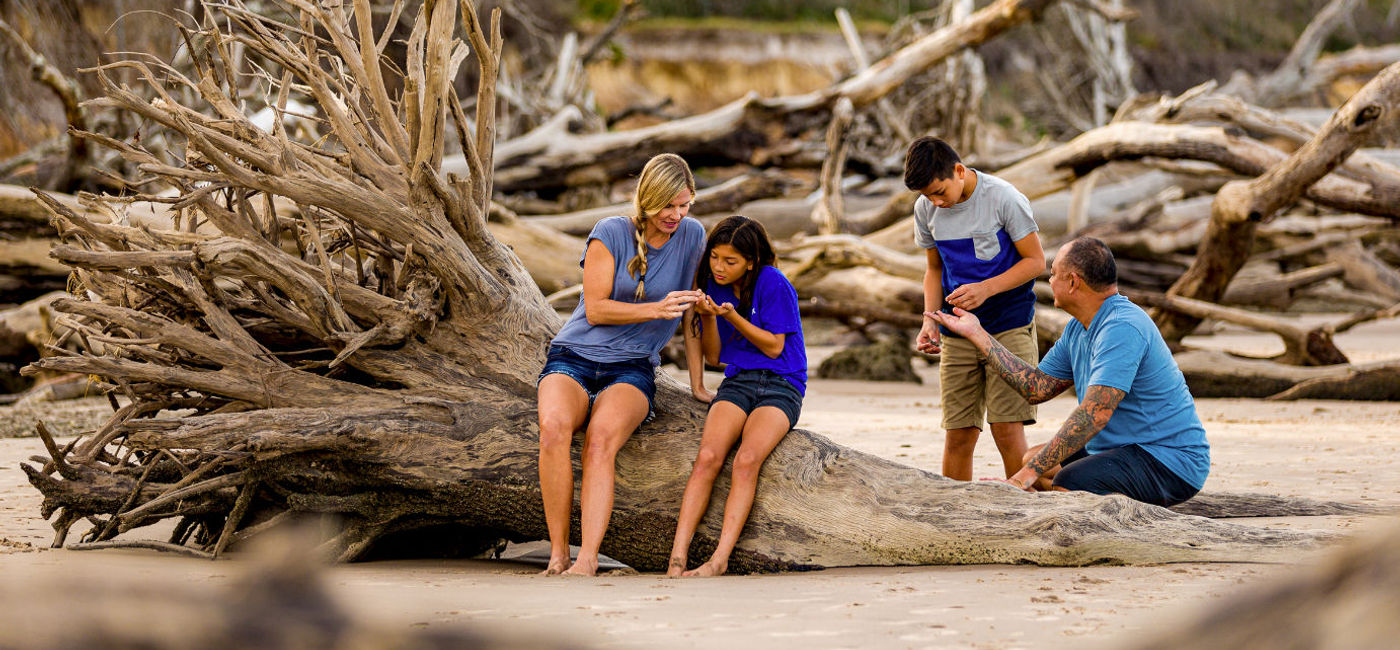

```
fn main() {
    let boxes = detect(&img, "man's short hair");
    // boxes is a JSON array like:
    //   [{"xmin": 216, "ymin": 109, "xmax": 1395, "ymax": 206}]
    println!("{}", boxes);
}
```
[
  {"xmin": 1062, "ymin": 237, "xmax": 1117, "ymax": 290},
  {"xmin": 903, "ymin": 136, "xmax": 961, "ymax": 191}
]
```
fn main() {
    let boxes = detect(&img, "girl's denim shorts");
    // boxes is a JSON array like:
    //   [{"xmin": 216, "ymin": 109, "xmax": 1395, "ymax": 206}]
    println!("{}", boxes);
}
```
[
  {"xmin": 713, "ymin": 368, "xmax": 803, "ymax": 429},
  {"xmin": 538, "ymin": 345, "xmax": 657, "ymax": 417}
]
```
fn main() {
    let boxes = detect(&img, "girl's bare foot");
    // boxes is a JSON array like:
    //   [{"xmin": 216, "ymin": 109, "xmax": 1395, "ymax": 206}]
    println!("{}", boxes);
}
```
[
  {"xmin": 666, "ymin": 555, "xmax": 687, "ymax": 578},
  {"xmin": 681, "ymin": 559, "xmax": 727, "ymax": 577},
  {"xmin": 562, "ymin": 556, "xmax": 598, "ymax": 576},
  {"xmin": 540, "ymin": 554, "xmax": 571, "ymax": 576}
]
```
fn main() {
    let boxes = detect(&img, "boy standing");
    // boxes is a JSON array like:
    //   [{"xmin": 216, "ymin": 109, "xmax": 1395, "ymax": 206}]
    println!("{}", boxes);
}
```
[{"xmin": 905, "ymin": 137, "xmax": 1045, "ymax": 481}]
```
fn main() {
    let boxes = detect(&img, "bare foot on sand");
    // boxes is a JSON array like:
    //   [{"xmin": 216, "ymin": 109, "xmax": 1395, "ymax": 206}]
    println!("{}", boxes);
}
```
[
  {"xmin": 562, "ymin": 556, "xmax": 598, "ymax": 577},
  {"xmin": 540, "ymin": 557, "xmax": 571, "ymax": 576},
  {"xmin": 666, "ymin": 556, "xmax": 687, "ymax": 578},
  {"xmin": 681, "ymin": 559, "xmax": 727, "ymax": 577}
]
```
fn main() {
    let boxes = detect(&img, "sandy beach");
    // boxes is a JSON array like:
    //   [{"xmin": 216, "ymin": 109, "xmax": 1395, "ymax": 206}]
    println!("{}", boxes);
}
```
[{"xmin": 2, "ymin": 318, "xmax": 1398, "ymax": 649}]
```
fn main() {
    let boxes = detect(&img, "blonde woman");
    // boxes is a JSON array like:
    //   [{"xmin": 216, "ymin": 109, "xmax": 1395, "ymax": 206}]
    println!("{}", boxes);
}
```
[{"xmin": 536, "ymin": 153, "xmax": 706, "ymax": 576}]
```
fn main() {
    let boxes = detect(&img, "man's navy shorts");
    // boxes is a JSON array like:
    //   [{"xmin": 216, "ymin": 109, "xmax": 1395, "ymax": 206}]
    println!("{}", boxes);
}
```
[
  {"xmin": 712, "ymin": 368, "xmax": 803, "ymax": 429},
  {"xmin": 1054, "ymin": 444, "xmax": 1199, "ymax": 507},
  {"xmin": 538, "ymin": 345, "xmax": 656, "ymax": 418}
]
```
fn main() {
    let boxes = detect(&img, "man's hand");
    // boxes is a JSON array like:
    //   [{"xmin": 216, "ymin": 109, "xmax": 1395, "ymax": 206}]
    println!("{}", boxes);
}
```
[
  {"xmin": 983, "ymin": 468, "xmax": 1038, "ymax": 492},
  {"xmin": 927, "ymin": 307, "xmax": 985, "ymax": 340},
  {"xmin": 946, "ymin": 281, "xmax": 993, "ymax": 310},
  {"xmin": 915, "ymin": 318, "xmax": 942, "ymax": 355}
]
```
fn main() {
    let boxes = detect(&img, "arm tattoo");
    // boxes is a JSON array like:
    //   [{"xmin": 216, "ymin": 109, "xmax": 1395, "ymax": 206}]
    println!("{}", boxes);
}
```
[
  {"xmin": 1026, "ymin": 385, "xmax": 1127, "ymax": 477},
  {"xmin": 985, "ymin": 338, "xmax": 1073, "ymax": 404}
]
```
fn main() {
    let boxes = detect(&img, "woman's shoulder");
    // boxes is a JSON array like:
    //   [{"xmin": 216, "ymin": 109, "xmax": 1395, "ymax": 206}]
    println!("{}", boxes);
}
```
[{"xmin": 592, "ymin": 215, "xmax": 633, "ymax": 234}]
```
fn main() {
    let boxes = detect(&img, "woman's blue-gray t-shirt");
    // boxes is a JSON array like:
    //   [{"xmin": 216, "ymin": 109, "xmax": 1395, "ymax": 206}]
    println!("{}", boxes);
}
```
[{"xmin": 551, "ymin": 215, "xmax": 705, "ymax": 366}]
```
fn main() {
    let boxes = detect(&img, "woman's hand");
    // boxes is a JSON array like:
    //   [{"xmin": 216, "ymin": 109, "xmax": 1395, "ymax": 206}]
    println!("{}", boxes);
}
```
[{"xmin": 653, "ymin": 290, "xmax": 703, "ymax": 320}]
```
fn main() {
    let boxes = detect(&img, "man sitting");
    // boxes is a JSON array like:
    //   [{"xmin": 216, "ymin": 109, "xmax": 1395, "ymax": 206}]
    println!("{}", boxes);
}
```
[{"xmin": 929, "ymin": 236, "xmax": 1208, "ymax": 506}]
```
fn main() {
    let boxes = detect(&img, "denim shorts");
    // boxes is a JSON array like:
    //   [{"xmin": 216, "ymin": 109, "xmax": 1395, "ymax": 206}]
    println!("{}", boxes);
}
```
[
  {"xmin": 1054, "ymin": 444, "xmax": 1200, "ymax": 507},
  {"xmin": 538, "ymin": 345, "xmax": 656, "ymax": 418},
  {"xmin": 713, "ymin": 369, "xmax": 804, "ymax": 429}
]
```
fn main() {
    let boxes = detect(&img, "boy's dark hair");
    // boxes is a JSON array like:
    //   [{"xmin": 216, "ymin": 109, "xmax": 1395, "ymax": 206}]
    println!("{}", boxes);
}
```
[
  {"xmin": 1062, "ymin": 237, "xmax": 1117, "ymax": 290},
  {"xmin": 694, "ymin": 216, "xmax": 776, "ymax": 336},
  {"xmin": 903, "ymin": 136, "xmax": 962, "ymax": 191}
]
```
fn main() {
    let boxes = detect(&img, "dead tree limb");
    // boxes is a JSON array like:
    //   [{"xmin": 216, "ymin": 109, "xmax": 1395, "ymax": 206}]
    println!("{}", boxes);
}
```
[
  {"xmin": 472, "ymin": 0, "xmax": 1065, "ymax": 194},
  {"xmin": 1156, "ymin": 61, "xmax": 1400, "ymax": 342}
]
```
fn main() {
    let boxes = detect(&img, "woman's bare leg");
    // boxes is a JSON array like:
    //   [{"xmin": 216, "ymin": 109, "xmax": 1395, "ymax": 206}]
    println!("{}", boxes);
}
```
[
  {"xmin": 564, "ymin": 383, "xmax": 650, "ymax": 576},
  {"xmin": 667, "ymin": 401, "xmax": 747, "ymax": 577},
  {"xmin": 536, "ymin": 374, "xmax": 591, "ymax": 575},
  {"xmin": 684, "ymin": 406, "xmax": 790, "ymax": 577}
]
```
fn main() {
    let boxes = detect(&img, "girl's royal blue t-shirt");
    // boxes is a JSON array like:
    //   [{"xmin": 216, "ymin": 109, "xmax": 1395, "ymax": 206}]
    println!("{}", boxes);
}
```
[{"xmin": 706, "ymin": 265, "xmax": 807, "ymax": 394}]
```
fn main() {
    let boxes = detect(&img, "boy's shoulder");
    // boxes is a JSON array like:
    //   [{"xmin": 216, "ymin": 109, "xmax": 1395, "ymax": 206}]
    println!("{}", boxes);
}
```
[{"xmin": 970, "ymin": 171, "xmax": 1027, "ymax": 202}]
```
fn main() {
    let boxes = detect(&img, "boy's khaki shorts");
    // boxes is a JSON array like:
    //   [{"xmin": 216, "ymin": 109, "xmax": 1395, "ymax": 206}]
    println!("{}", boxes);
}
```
[{"xmin": 939, "ymin": 323, "xmax": 1037, "ymax": 430}]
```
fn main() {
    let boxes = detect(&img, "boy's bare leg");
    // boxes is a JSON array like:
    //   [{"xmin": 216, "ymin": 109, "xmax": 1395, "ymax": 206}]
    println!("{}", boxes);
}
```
[
  {"xmin": 942, "ymin": 426, "xmax": 980, "ymax": 481},
  {"xmin": 667, "ymin": 402, "xmax": 746, "ymax": 577},
  {"xmin": 563, "ymin": 384, "xmax": 649, "ymax": 577},
  {"xmin": 536, "ymin": 375, "xmax": 590, "ymax": 575},
  {"xmin": 684, "ymin": 407, "xmax": 790, "ymax": 578},
  {"xmin": 990, "ymin": 421, "xmax": 1028, "ymax": 478}
]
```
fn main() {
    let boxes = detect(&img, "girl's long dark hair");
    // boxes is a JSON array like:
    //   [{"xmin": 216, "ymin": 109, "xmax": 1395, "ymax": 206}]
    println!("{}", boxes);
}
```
[{"xmin": 692, "ymin": 215, "xmax": 776, "ymax": 337}]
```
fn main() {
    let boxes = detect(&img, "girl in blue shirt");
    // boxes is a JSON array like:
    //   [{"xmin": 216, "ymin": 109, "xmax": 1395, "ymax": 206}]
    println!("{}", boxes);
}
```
[{"xmin": 668, "ymin": 216, "xmax": 806, "ymax": 577}]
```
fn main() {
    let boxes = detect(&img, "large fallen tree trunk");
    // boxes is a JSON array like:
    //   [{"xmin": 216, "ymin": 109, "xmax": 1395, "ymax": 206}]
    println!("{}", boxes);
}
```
[{"xmin": 18, "ymin": 0, "xmax": 1355, "ymax": 574}]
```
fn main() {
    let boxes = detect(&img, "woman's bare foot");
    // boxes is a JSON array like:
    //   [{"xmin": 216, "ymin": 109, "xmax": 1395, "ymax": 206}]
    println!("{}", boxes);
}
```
[
  {"xmin": 681, "ymin": 559, "xmax": 727, "ymax": 577},
  {"xmin": 666, "ymin": 555, "xmax": 687, "ymax": 578},
  {"xmin": 562, "ymin": 555, "xmax": 599, "ymax": 577}
]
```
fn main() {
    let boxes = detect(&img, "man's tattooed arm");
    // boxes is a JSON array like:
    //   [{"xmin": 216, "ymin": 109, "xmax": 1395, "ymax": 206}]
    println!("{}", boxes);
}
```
[
  {"xmin": 983, "ymin": 337, "xmax": 1073, "ymax": 404},
  {"xmin": 1025, "ymin": 385, "xmax": 1126, "ymax": 477}
]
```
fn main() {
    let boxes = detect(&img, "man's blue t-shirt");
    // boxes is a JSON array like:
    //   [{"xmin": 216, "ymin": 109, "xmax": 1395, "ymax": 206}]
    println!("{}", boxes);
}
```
[
  {"xmin": 552, "ymin": 216, "xmax": 705, "ymax": 366},
  {"xmin": 1038, "ymin": 294, "xmax": 1210, "ymax": 489},
  {"xmin": 706, "ymin": 265, "xmax": 807, "ymax": 394}
]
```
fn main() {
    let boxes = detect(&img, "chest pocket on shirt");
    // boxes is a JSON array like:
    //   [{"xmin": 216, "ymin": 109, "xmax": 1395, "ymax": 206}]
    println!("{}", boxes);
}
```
[{"xmin": 971, "ymin": 229, "xmax": 1002, "ymax": 261}]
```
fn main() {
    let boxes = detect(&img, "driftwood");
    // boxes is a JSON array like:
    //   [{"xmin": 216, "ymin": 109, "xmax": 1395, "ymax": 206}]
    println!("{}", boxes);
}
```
[
  {"xmin": 13, "ymin": 0, "xmax": 1354, "ymax": 575},
  {"xmin": 1120, "ymin": 518, "xmax": 1400, "ymax": 650},
  {"xmin": 1157, "ymin": 61, "xmax": 1400, "ymax": 342},
  {"xmin": 465, "ymin": 0, "xmax": 1068, "ymax": 194},
  {"xmin": 0, "ymin": 527, "xmax": 575, "ymax": 649},
  {"xmin": 522, "ymin": 171, "xmax": 797, "ymax": 235}
]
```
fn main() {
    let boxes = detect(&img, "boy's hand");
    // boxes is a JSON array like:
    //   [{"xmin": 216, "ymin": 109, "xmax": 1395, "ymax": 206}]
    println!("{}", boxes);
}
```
[
  {"xmin": 915, "ymin": 318, "xmax": 941, "ymax": 355},
  {"xmin": 946, "ymin": 281, "xmax": 992, "ymax": 310}
]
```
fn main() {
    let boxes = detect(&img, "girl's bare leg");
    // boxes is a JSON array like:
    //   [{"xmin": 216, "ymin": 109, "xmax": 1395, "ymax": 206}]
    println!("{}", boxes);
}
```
[
  {"xmin": 667, "ymin": 402, "xmax": 747, "ymax": 577},
  {"xmin": 537, "ymin": 374, "xmax": 591, "ymax": 575},
  {"xmin": 684, "ymin": 406, "xmax": 790, "ymax": 577},
  {"xmin": 563, "ymin": 384, "xmax": 650, "ymax": 577}
]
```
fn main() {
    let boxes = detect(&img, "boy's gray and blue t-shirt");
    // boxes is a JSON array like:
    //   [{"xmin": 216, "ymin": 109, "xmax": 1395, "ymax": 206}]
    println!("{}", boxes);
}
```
[
  {"xmin": 552, "ymin": 215, "xmax": 705, "ymax": 365},
  {"xmin": 913, "ymin": 170, "xmax": 1039, "ymax": 335}
]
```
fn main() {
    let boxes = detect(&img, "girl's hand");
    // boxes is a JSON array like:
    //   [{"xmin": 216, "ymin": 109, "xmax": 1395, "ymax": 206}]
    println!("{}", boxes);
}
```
[
  {"xmin": 693, "ymin": 293, "xmax": 720, "ymax": 316},
  {"xmin": 654, "ymin": 290, "xmax": 703, "ymax": 320},
  {"xmin": 712, "ymin": 299, "xmax": 735, "ymax": 318},
  {"xmin": 692, "ymin": 386, "xmax": 715, "ymax": 403}
]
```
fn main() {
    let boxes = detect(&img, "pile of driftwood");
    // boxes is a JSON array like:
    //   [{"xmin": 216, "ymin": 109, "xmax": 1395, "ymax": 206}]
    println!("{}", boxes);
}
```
[{"xmin": 0, "ymin": 0, "xmax": 1394, "ymax": 583}]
